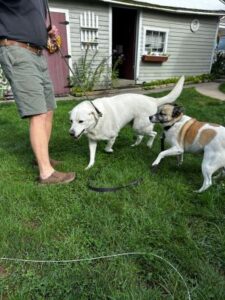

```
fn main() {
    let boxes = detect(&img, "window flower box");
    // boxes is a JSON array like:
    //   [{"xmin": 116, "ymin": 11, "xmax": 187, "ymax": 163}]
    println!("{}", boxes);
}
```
[{"xmin": 142, "ymin": 54, "xmax": 169, "ymax": 63}]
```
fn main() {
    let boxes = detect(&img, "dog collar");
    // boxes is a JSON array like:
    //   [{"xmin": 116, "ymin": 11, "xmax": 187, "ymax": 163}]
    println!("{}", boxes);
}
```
[
  {"xmin": 163, "ymin": 114, "xmax": 184, "ymax": 131},
  {"xmin": 164, "ymin": 124, "xmax": 175, "ymax": 131},
  {"xmin": 90, "ymin": 101, "xmax": 103, "ymax": 117},
  {"xmin": 161, "ymin": 123, "xmax": 176, "ymax": 151}
]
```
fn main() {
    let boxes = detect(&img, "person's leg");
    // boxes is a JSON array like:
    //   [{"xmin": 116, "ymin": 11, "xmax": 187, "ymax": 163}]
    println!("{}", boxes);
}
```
[
  {"xmin": 34, "ymin": 110, "xmax": 62, "ymax": 167},
  {"xmin": 29, "ymin": 112, "xmax": 54, "ymax": 179},
  {"xmin": 1, "ymin": 46, "xmax": 75, "ymax": 184},
  {"xmin": 30, "ymin": 111, "xmax": 75, "ymax": 184},
  {"xmin": 45, "ymin": 110, "xmax": 54, "ymax": 143}
]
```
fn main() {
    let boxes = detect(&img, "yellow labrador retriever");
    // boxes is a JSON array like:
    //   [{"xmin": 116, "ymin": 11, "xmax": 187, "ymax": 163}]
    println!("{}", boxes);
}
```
[{"xmin": 70, "ymin": 76, "xmax": 185, "ymax": 169}]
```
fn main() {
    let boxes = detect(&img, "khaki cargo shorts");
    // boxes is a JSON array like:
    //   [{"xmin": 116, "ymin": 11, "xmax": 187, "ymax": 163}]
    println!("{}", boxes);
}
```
[{"xmin": 0, "ymin": 45, "xmax": 56, "ymax": 118}]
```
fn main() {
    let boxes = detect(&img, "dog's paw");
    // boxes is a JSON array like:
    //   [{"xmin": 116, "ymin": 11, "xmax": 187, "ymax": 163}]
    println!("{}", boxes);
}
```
[
  {"xmin": 193, "ymin": 189, "xmax": 202, "ymax": 193},
  {"xmin": 131, "ymin": 142, "xmax": 138, "ymax": 147},
  {"xmin": 194, "ymin": 186, "xmax": 210, "ymax": 193},
  {"xmin": 176, "ymin": 155, "xmax": 183, "ymax": 166},
  {"xmin": 104, "ymin": 148, "xmax": 113, "ymax": 153},
  {"xmin": 85, "ymin": 164, "xmax": 94, "ymax": 170},
  {"xmin": 146, "ymin": 142, "xmax": 153, "ymax": 149},
  {"xmin": 150, "ymin": 164, "xmax": 159, "ymax": 173}
]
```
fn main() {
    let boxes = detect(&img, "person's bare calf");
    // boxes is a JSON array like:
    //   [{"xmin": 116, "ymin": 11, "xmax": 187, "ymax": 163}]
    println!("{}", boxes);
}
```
[{"xmin": 29, "ymin": 112, "xmax": 75, "ymax": 184}]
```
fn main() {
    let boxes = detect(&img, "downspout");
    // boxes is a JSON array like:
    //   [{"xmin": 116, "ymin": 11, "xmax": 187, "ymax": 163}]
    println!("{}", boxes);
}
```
[
  {"xmin": 108, "ymin": 5, "xmax": 113, "ymax": 86},
  {"xmin": 209, "ymin": 16, "xmax": 220, "ymax": 73}
]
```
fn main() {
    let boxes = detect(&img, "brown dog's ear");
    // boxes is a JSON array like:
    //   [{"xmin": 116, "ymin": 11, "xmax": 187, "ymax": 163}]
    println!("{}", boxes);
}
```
[{"xmin": 172, "ymin": 105, "xmax": 184, "ymax": 118}]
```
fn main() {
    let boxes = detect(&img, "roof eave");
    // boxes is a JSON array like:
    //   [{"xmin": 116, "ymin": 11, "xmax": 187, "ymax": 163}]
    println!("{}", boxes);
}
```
[{"xmin": 100, "ymin": 0, "xmax": 225, "ymax": 16}]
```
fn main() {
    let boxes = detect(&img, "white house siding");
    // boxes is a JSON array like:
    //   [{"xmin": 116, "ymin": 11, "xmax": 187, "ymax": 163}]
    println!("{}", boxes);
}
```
[
  {"xmin": 49, "ymin": 0, "xmax": 111, "ymax": 88},
  {"xmin": 49, "ymin": 0, "xmax": 220, "ymax": 86},
  {"xmin": 138, "ymin": 10, "xmax": 219, "ymax": 83}
]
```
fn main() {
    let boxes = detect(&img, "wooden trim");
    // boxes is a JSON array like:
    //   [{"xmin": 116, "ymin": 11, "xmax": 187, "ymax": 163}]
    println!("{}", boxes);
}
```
[{"xmin": 135, "ymin": 9, "xmax": 142, "ymax": 82}]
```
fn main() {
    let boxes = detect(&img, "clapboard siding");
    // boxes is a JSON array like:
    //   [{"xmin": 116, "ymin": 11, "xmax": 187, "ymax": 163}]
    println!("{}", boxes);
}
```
[
  {"xmin": 49, "ymin": 0, "xmax": 219, "ymax": 86},
  {"xmin": 137, "ymin": 10, "xmax": 219, "ymax": 82},
  {"xmin": 49, "ymin": 0, "xmax": 110, "ymax": 79}
]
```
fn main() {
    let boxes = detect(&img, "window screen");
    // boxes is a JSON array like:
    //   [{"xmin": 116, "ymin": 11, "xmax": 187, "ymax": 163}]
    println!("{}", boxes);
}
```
[{"xmin": 145, "ymin": 30, "xmax": 166, "ymax": 53}]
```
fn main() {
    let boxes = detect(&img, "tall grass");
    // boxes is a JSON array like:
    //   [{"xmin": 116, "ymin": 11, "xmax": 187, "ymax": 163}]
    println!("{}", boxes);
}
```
[{"xmin": 0, "ymin": 88, "xmax": 225, "ymax": 299}]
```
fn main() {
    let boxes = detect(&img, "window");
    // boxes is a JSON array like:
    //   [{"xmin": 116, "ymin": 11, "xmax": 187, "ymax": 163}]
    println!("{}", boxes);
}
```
[
  {"xmin": 218, "ymin": 36, "xmax": 225, "ymax": 52},
  {"xmin": 143, "ymin": 27, "xmax": 169, "ymax": 55}
]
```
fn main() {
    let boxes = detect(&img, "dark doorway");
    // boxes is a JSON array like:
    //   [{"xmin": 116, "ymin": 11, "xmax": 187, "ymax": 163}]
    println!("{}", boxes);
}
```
[{"xmin": 112, "ymin": 7, "xmax": 137, "ymax": 80}]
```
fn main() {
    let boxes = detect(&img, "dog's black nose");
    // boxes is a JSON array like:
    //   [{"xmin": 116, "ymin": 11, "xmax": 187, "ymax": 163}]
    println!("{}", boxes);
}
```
[
  {"xmin": 149, "ymin": 116, "xmax": 153, "ymax": 122},
  {"xmin": 69, "ymin": 132, "xmax": 74, "ymax": 137}
]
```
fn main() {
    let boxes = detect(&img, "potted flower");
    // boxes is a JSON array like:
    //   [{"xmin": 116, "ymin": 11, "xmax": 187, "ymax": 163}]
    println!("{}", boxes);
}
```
[{"xmin": 142, "ymin": 51, "xmax": 169, "ymax": 63}]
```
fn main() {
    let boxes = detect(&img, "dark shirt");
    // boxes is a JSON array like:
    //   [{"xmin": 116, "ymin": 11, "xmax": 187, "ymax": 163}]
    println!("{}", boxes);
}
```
[{"xmin": 0, "ymin": 0, "xmax": 48, "ymax": 47}]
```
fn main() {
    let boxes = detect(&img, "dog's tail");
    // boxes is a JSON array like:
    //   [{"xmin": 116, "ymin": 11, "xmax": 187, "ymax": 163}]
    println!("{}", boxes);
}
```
[{"xmin": 156, "ymin": 76, "xmax": 185, "ymax": 107}]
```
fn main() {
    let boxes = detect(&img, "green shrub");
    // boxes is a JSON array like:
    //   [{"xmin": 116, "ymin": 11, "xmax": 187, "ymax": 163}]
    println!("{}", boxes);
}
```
[
  {"xmin": 111, "ymin": 54, "xmax": 124, "ymax": 88},
  {"xmin": 69, "ymin": 47, "xmax": 123, "ymax": 96},
  {"xmin": 0, "ymin": 67, "xmax": 10, "ymax": 100},
  {"xmin": 70, "ymin": 46, "xmax": 109, "ymax": 95},
  {"xmin": 211, "ymin": 52, "xmax": 225, "ymax": 77}
]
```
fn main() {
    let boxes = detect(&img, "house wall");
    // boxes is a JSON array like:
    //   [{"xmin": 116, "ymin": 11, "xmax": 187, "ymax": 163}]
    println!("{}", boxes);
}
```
[
  {"xmin": 137, "ymin": 10, "xmax": 219, "ymax": 83},
  {"xmin": 49, "ymin": 0, "xmax": 111, "ymax": 88},
  {"xmin": 49, "ymin": 0, "xmax": 219, "ymax": 86}
]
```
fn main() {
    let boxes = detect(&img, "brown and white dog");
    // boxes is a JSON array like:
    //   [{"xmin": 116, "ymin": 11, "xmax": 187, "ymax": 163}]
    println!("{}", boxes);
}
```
[{"xmin": 150, "ymin": 103, "xmax": 225, "ymax": 192}]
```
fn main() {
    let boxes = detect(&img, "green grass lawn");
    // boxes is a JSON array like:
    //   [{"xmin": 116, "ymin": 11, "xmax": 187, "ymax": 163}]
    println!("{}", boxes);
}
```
[{"xmin": 0, "ymin": 88, "xmax": 225, "ymax": 299}]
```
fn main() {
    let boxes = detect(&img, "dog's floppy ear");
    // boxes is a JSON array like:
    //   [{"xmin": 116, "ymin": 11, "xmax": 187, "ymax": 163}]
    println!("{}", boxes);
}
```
[{"xmin": 172, "ymin": 105, "xmax": 184, "ymax": 118}]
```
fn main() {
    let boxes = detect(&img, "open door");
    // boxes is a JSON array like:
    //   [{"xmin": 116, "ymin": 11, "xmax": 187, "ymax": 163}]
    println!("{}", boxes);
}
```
[{"xmin": 112, "ymin": 7, "xmax": 137, "ymax": 80}]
